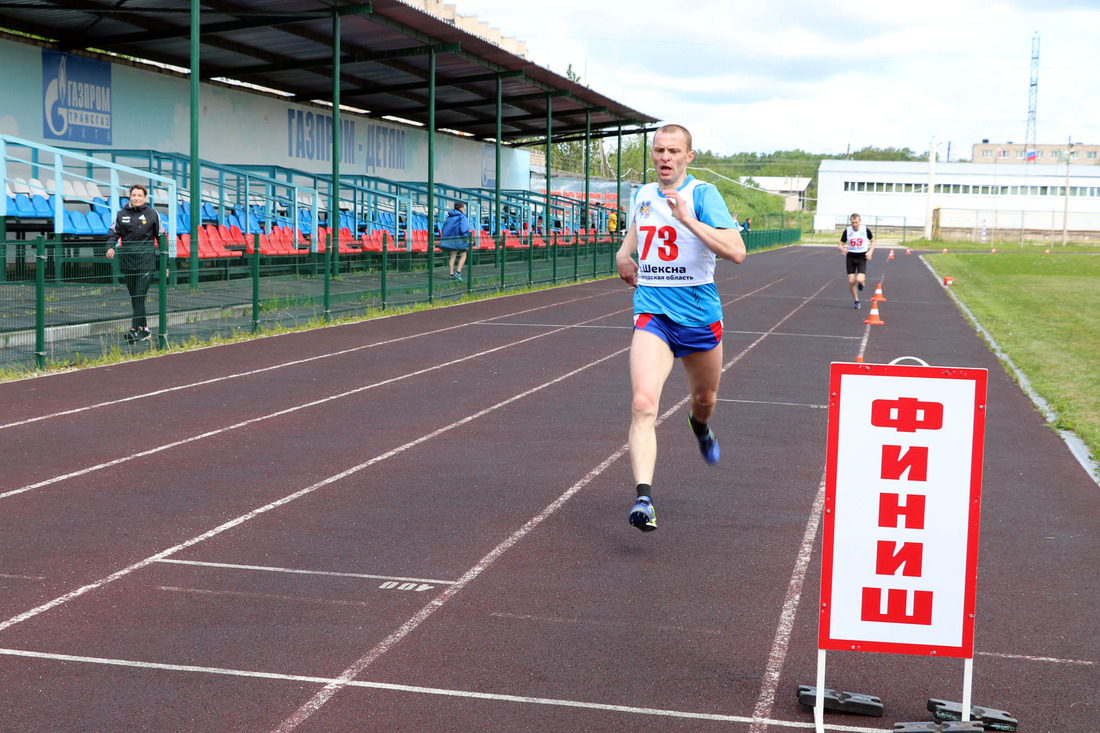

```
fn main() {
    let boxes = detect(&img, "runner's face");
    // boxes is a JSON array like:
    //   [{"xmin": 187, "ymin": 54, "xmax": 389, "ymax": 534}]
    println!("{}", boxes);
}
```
[
  {"xmin": 850, "ymin": 216, "xmax": 861, "ymax": 228},
  {"xmin": 651, "ymin": 131, "xmax": 694, "ymax": 188},
  {"xmin": 129, "ymin": 188, "xmax": 147, "ymax": 207}
]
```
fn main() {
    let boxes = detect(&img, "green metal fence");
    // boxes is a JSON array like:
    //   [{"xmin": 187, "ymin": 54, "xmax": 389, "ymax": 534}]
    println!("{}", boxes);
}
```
[{"xmin": 1, "ymin": 226, "xmax": 801, "ymax": 373}]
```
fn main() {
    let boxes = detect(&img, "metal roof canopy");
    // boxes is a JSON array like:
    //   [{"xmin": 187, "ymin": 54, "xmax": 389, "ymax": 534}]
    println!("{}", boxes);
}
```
[{"xmin": 0, "ymin": 0, "xmax": 658, "ymax": 144}]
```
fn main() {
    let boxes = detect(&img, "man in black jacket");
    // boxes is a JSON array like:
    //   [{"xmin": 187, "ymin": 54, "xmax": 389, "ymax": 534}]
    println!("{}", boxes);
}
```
[{"xmin": 106, "ymin": 184, "xmax": 162, "ymax": 343}]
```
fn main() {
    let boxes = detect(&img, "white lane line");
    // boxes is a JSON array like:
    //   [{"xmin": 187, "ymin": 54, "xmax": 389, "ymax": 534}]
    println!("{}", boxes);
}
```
[
  {"xmin": 0, "ymin": 346, "xmax": 629, "ymax": 635},
  {"xmin": 488, "ymin": 612, "xmax": 726, "ymax": 637},
  {"xmin": 748, "ymin": 473, "xmax": 827, "ymax": 733},
  {"xmin": 0, "ymin": 647, "xmax": 888, "ymax": 732},
  {"xmin": 0, "ymin": 289, "xmax": 615, "ymax": 432},
  {"xmin": 976, "ymin": 651, "xmax": 1096, "ymax": 666},
  {"xmin": 272, "ymin": 442, "xmax": 635, "ymax": 732},
  {"xmin": 0, "ymin": 573, "xmax": 46, "ymax": 581},
  {"xmin": 155, "ymin": 586, "xmax": 376, "ymax": 608},
  {"xmin": 0, "ymin": 308, "xmax": 630, "ymax": 502},
  {"xmin": 154, "ymin": 558, "xmax": 456, "ymax": 586},
  {"xmin": 274, "ymin": 278, "xmax": 830, "ymax": 732},
  {"xmin": 719, "ymin": 398, "xmax": 827, "ymax": 409}
]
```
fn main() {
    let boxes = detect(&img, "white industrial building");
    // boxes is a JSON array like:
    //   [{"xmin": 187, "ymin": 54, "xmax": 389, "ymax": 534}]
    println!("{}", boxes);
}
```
[{"xmin": 816, "ymin": 159, "xmax": 1100, "ymax": 242}]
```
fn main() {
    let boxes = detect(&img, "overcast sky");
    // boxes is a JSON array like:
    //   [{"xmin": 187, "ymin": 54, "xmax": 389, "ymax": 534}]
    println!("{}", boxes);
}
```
[{"xmin": 453, "ymin": 0, "xmax": 1100, "ymax": 159}]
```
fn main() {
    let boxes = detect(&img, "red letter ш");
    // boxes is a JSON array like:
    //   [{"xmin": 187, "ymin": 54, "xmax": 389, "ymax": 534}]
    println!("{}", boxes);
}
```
[
  {"xmin": 880, "ymin": 445, "xmax": 929, "ymax": 481},
  {"xmin": 879, "ymin": 493, "xmax": 926, "ymax": 529},
  {"xmin": 876, "ymin": 540, "xmax": 924, "ymax": 577},
  {"xmin": 861, "ymin": 587, "xmax": 934, "ymax": 625}
]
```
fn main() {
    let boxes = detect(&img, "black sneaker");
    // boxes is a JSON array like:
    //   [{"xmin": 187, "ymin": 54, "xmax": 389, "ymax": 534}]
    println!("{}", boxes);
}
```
[
  {"xmin": 858, "ymin": 281, "xmax": 864, "ymax": 291},
  {"xmin": 124, "ymin": 328, "xmax": 138, "ymax": 343},
  {"xmin": 136, "ymin": 327, "xmax": 151, "ymax": 342},
  {"xmin": 854, "ymin": 300, "xmax": 861, "ymax": 310}
]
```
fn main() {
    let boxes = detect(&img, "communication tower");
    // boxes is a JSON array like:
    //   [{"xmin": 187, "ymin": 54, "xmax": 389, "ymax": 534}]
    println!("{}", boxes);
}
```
[{"xmin": 1025, "ymin": 32, "xmax": 1039, "ymax": 162}]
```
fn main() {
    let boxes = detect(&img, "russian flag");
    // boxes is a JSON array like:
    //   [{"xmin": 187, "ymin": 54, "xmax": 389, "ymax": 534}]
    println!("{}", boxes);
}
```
[{"xmin": 1026, "ymin": 149, "xmax": 1037, "ymax": 162}]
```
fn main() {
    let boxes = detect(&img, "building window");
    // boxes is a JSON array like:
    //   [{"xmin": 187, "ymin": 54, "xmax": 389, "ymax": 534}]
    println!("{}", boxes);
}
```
[
  {"xmin": 875, "ymin": 182, "xmax": 884, "ymax": 192},
  {"xmin": 903, "ymin": 183, "xmax": 913, "ymax": 193},
  {"xmin": 857, "ymin": 182, "xmax": 866, "ymax": 192},
  {"xmin": 844, "ymin": 181, "xmax": 850, "ymax": 191},
  {"xmin": 1015, "ymin": 150, "xmax": 1025, "ymax": 158},
  {"xmin": 1088, "ymin": 151, "xmax": 1097, "ymax": 160},
  {"xmin": 981, "ymin": 150, "xmax": 992, "ymax": 158}
]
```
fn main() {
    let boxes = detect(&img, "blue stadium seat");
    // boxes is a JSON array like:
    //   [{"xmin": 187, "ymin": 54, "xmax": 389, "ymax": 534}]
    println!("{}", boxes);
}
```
[
  {"xmin": 67, "ymin": 210, "xmax": 93, "ymax": 235},
  {"xmin": 32, "ymin": 194, "xmax": 53, "ymax": 218},
  {"xmin": 13, "ymin": 193, "xmax": 37, "ymax": 217},
  {"xmin": 93, "ymin": 209, "xmax": 111, "ymax": 235}
]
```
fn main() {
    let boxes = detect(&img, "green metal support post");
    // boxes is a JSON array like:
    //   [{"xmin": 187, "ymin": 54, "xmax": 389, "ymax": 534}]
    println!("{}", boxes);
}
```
[
  {"xmin": 251, "ymin": 232, "xmax": 260, "ymax": 333},
  {"xmin": 189, "ymin": 0, "xmax": 200, "ymax": 289},
  {"xmin": 323, "ymin": 229, "xmax": 331, "ymax": 320},
  {"xmin": 496, "ymin": 76, "xmax": 504, "ymax": 290},
  {"xmin": 380, "ymin": 231, "xmax": 388, "ymax": 310},
  {"xmin": 546, "ymin": 93, "xmax": 554, "ymax": 283},
  {"xmin": 158, "ymin": 239, "xmax": 169, "ymax": 350},
  {"xmin": 35, "ymin": 236, "xmax": 45, "ymax": 370},
  {"xmin": 427, "ymin": 48, "xmax": 436, "ymax": 302},
  {"xmin": 331, "ymin": 7, "xmax": 342, "ymax": 279},
  {"xmin": 584, "ymin": 108, "xmax": 591, "ymax": 278}
]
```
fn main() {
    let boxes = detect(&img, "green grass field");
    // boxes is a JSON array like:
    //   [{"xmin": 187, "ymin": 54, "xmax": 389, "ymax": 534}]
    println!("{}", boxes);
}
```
[{"xmin": 924, "ymin": 251, "xmax": 1100, "ymax": 466}]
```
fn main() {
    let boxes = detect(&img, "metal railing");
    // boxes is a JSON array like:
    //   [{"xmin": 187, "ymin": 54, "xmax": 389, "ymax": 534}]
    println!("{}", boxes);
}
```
[{"xmin": 1, "ymin": 226, "xmax": 801, "ymax": 373}]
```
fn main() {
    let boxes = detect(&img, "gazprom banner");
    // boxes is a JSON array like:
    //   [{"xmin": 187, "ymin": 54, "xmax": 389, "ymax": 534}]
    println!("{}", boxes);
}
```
[{"xmin": 42, "ymin": 51, "xmax": 113, "ymax": 145}]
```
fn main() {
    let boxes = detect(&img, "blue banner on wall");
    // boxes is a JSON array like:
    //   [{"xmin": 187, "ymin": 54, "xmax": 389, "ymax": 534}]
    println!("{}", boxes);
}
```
[{"xmin": 42, "ymin": 51, "xmax": 112, "ymax": 145}]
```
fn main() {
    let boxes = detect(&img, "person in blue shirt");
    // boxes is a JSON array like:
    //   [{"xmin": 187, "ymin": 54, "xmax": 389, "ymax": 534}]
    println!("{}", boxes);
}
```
[
  {"xmin": 615, "ymin": 124, "xmax": 746, "ymax": 532},
  {"xmin": 438, "ymin": 201, "xmax": 472, "ymax": 281}
]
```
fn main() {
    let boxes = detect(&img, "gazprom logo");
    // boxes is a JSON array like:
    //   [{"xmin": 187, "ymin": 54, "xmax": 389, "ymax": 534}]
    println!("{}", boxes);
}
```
[{"xmin": 43, "ymin": 51, "xmax": 112, "ymax": 144}]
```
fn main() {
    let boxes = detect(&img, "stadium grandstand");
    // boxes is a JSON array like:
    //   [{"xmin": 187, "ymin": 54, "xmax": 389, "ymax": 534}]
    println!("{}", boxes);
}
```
[{"xmin": 3, "ymin": 0, "xmax": 740, "ymax": 371}]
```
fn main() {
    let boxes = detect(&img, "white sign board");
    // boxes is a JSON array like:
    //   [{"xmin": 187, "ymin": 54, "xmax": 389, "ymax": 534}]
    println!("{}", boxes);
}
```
[{"xmin": 820, "ymin": 362, "xmax": 987, "ymax": 658}]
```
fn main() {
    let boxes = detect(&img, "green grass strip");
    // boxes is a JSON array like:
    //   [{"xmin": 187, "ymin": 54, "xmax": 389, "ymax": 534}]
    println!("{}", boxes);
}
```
[{"xmin": 927, "ymin": 252, "xmax": 1100, "ymax": 466}]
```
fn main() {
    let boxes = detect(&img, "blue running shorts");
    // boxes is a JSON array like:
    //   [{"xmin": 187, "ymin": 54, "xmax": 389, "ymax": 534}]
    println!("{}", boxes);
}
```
[{"xmin": 634, "ymin": 313, "xmax": 722, "ymax": 358}]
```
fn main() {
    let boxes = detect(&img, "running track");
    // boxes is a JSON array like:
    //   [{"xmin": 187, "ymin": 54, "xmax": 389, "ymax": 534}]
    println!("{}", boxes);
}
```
[{"xmin": 1, "ymin": 245, "xmax": 1096, "ymax": 732}]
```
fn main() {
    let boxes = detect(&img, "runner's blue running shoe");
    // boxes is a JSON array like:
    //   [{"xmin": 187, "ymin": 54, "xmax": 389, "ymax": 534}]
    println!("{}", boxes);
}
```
[
  {"xmin": 629, "ymin": 496, "xmax": 657, "ymax": 532},
  {"xmin": 690, "ymin": 414, "xmax": 720, "ymax": 465},
  {"xmin": 698, "ymin": 429, "xmax": 720, "ymax": 464}
]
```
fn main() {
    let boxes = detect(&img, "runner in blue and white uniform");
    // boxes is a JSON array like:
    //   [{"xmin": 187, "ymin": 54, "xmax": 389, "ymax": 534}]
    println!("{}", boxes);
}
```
[
  {"xmin": 615, "ymin": 124, "xmax": 746, "ymax": 532},
  {"xmin": 838, "ymin": 212, "xmax": 875, "ymax": 309}
]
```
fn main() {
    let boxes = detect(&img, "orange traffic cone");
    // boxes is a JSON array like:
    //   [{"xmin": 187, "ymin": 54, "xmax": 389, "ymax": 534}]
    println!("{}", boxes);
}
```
[
  {"xmin": 855, "ymin": 355, "xmax": 864, "ymax": 364},
  {"xmin": 871, "ymin": 282, "xmax": 886, "ymax": 302},
  {"xmin": 864, "ymin": 301, "xmax": 885, "ymax": 325},
  {"xmin": 991, "ymin": 248, "xmax": 996, "ymax": 254},
  {"xmin": 887, "ymin": 249, "xmax": 895, "ymax": 260},
  {"xmin": 905, "ymin": 247, "xmax": 912, "ymax": 254},
  {"xmin": 942, "ymin": 248, "xmax": 948, "ymax": 253},
  {"xmin": 1044, "ymin": 248, "xmax": 1050, "ymax": 254}
]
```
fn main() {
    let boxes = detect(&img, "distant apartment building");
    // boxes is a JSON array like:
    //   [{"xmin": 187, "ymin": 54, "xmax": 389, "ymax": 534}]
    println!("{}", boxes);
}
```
[{"xmin": 972, "ymin": 141, "xmax": 1099, "ymax": 165}]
